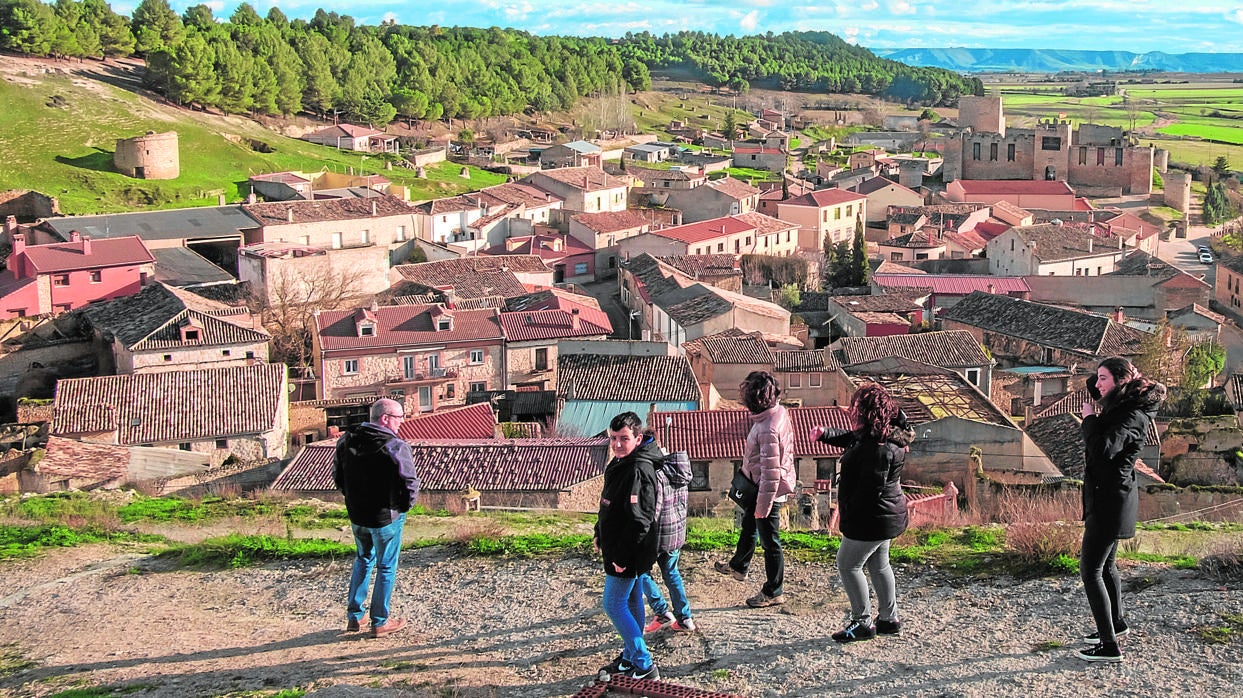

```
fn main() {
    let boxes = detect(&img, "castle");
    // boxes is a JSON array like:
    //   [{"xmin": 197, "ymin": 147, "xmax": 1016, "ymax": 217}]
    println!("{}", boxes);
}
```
[{"xmin": 943, "ymin": 96, "xmax": 1154, "ymax": 196}]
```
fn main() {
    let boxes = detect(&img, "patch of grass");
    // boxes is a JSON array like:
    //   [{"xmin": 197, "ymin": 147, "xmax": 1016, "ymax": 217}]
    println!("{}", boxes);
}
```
[
  {"xmin": 964, "ymin": 526, "xmax": 1005, "ymax": 551},
  {"xmin": 464, "ymin": 533, "xmax": 592, "ymax": 557},
  {"xmin": 380, "ymin": 659, "xmax": 416, "ymax": 671},
  {"xmin": 0, "ymin": 524, "xmax": 164, "ymax": 560},
  {"xmin": 212, "ymin": 690, "xmax": 307, "ymax": 698},
  {"xmin": 710, "ymin": 668, "xmax": 732, "ymax": 680},
  {"xmin": 1195, "ymin": 625, "xmax": 1235, "ymax": 644},
  {"xmin": 1032, "ymin": 640, "xmax": 1064, "ymax": 652},
  {"xmin": 44, "ymin": 687, "xmax": 154, "ymax": 698},
  {"xmin": 725, "ymin": 166, "xmax": 781, "ymax": 182},
  {"xmin": 1120, "ymin": 551, "xmax": 1198, "ymax": 569},
  {"xmin": 158, "ymin": 534, "xmax": 351, "ymax": 568},
  {"xmin": 0, "ymin": 643, "xmax": 37, "ymax": 678}
]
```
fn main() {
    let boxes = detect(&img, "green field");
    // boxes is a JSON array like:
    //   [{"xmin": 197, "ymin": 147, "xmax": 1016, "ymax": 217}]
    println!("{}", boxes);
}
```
[
  {"xmin": 986, "ymin": 81, "xmax": 1243, "ymax": 168},
  {"xmin": 0, "ymin": 74, "xmax": 505, "ymax": 214}
]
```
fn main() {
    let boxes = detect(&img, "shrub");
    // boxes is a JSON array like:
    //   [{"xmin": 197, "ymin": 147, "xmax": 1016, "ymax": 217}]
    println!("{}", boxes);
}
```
[{"xmin": 1200, "ymin": 538, "xmax": 1243, "ymax": 581}]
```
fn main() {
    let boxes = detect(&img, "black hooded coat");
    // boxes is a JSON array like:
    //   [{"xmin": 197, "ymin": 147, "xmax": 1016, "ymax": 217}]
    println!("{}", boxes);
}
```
[{"xmin": 1082, "ymin": 377, "xmax": 1166, "ymax": 539}]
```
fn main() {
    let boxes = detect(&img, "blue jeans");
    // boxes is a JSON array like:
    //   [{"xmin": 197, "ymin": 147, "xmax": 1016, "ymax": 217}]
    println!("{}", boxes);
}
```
[
  {"xmin": 731, "ymin": 501, "xmax": 785, "ymax": 597},
  {"xmin": 348, "ymin": 513, "xmax": 405, "ymax": 628},
  {"xmin": 602, "ymin": 574, "xmax": 653, "ymax": 670},
  {"xmin": 640, "ymin": 549, "xmax": 692, "ymax": 621}
]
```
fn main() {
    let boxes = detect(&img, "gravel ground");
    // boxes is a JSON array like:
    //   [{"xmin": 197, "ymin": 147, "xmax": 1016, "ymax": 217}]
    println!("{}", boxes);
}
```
[{"xmin": 1, "ymin": 544, "xmax": 1241, "ymax": 697}]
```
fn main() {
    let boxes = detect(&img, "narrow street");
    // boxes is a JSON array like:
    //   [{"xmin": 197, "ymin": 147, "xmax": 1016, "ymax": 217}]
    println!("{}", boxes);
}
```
[{"xmin": 576, "ymin": 277, "xmax": 638, "ymax": 340}]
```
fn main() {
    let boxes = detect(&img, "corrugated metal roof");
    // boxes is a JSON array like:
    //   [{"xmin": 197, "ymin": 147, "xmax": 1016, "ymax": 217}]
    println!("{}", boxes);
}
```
[
  {"xmin": 41, "ymin": 205, "xmax": 258, "ymax": 242},
  {"xmin": 653, "ymin": 406, "xmax": 854, "ymax": 460},
  {"xmin": 272, "ymin": 437, "xmax": 609, "ymax": 492}
]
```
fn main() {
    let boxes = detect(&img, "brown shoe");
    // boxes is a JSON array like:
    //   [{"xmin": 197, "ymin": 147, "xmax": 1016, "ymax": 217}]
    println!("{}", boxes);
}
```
[
  {"xmin": 713, "ymin": 560, "xmax": 746, "ymax": 581},
  {"xmin": 746, "ymin": 592, "xmax": 786, "ymax": 608},
  {"xmin": 346, "ymin": 618, "xmax": 361, "ymax": 632},
  {"xmin": 371, "ymin": 617, "xmax": 408, "ymax": 638}
]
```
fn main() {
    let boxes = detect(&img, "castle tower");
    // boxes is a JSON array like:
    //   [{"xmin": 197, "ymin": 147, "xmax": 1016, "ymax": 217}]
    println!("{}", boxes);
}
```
[
  {"xmin": 957, "ymin": 96, "xmax": 1005, "ymax": 137},
  {"xmin": 1164, "ymin": 170, "xmax": 1191, "ymax": 213},
  {"xmin": 114, "ymin": 130, "xmax": 179, "ymax": 180}
]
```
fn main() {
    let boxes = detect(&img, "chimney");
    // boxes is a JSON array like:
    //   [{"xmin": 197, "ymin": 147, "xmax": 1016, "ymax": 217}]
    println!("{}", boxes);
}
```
[
  {"xmin": 70, "ymin": 230, "xmax": 81, "ymax": 242},
  {"xmin": 247, "ymin": 191, "xmax": 257, "ymax": 204},
  {"xmin": 1088, "ymin": 238, "xmax": 1093, "ymax": 253},
  {"xmin": 10, "ymin": 232, "xmax": 25, "ymax": 276},
  {"xmin": 371, "ymin": 201, "xmax": 377, "ymax": 216},
  {"xmin": 987, "ymin": 283, "xmax": 995, "ymax": 294},
  {"xmin": 571, "ymin": 307, "xmax": 581, "ymax": 330},
  {"xmin": 1112, "ymin": 306, "xmax": 1125, "ymax": 324},
  {"xmin": 3, "ymin": 215, "xmax": 16, "ymax": 235},
  {"xmin": 1032, "ymin": 377, "xmax": 1043, "ymax": 406},
  {"xmin": 218, "ymin": 193, "xmax": 227, "ymax": 206},
  {"xmin": 287, "ymin": 208, "xmax": 294, "ymax": 223},
  {"xmin": 81, "ymin": 235, "xmax": 91, "ymax": 256}
]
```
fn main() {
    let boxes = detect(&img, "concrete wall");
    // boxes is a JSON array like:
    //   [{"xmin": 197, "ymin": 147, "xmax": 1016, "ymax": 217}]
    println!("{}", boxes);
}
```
[{"xmin": 114, "ymin": 131, "xmax": 179, "ymax": 180}]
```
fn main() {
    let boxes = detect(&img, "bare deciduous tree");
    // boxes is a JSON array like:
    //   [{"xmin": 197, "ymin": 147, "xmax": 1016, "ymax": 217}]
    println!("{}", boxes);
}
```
[{"xmin": 252, "ymin": 260, "xmax": 370, "ymax": 369}]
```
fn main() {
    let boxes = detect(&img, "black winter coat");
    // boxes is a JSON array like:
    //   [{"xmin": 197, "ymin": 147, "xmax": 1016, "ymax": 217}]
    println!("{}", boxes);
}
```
[
  {"xmin": 820, "ymin": 419, "xmax": 914, "ymax": 542},
  {"xmin": 594, "ymin": 437, "xmax": 663, "ymax": 578},
  {"xmin": 333, "ymin": 423, "xmax": 420, "ymax": 528},
  {"xmin": 1082, "ymin": 378, "xmax": 1165, "ymax": 539}
]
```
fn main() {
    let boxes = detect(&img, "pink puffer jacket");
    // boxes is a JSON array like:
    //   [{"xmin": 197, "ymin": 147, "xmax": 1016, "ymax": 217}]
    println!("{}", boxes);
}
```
[{"xmin": 742, "ymin": 404, "xmax": 796, "ymax": 517}]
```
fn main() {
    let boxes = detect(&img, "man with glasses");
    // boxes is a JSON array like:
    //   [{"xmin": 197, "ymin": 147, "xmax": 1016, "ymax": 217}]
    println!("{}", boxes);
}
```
[{"xmin": 334, "ymin": 398, "xmax": 420, "ymax": 638}]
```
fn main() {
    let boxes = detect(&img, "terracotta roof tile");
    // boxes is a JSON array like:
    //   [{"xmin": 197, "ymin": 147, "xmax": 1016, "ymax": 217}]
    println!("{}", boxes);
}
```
[
  {"xmin": 704, "ymin": 177, "xmax": 761, "ymax": 200},
  {"xmin": 80, "ymin": 283, "xmax": 266, "ymax": 350},
  {"xmin": 956, "ymin": 180, "xmax": 1075, "ymax": 195},
  {"xmin": 843, "ymin": 357, "xmax": 1013, "ymax": 428},
  {"xmin": 657, "ymin": 254, "xmax": 741, "ymax": 279},
  {"xmin": 20, "ymin": 236, "xmax": 154, "ymax": 272},
  {"xmin": 941, "ymin": 292, "xmax": 1149, "ymax": 357},
  {"xmin": 570, "ymin": 210, "xmax": 650, "ymax": 233},
  {"xmin": 654, "ymin": 406, "xmax": 854, "ymax": 460},
  {"xmin": 243, "ymin": 194, "xmax": 413, "ymax": 225},
  {"xmin": 52, "ymin": 364, "xmax": 287, "ymax": 445},
  {"xmin": 35, "ymin": 436, "xmax": 130, "ymax": 483},
  {"xmin": 772, "ymin": 349, "xmax": 838, "ymax": 372},
  {"xmin": 873, "ymin": 274, "xmax": 1029, "ymax": 296},
  {"xmin": 273, "ymin": 438, "xmax": 609, "ymax": 492},
  {"xmin": 397, "ymin": 402, "xmax": 496, "ymax": 440},
  {"xmin": 315, "ymin": 304, "xmax": 503, "ymax": 351},
  {"xmin": 683, "ymin": 329, "xmax": 773, "ymax": 364},
  {"xmin": 783, "ymin": 189, "xmax": 868, "ymax": 208},
  {"xmin": 527, "ymin": 166, "xmax": 627, "ymax": 191},
  {"xmin": 836, "ymin": 331, "xmax": 990, "ymax": 368},
  {"xmin": 1006, "ymin": 223, "xmax": 1125, "ymax": 262},
  {"xmin": 558, "ymin": 354, "xmax": 700, "ymax": 402},
  {"xmin": 499, "ymin": 308, "xmax": 612, "ymax": 341},
  {"xmin": 392, "ymin": 256, "xmax": 550, "ymax": 299}
]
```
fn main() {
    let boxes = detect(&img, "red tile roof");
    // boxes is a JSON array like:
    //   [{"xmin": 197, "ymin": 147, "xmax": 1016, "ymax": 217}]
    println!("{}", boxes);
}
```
[
  {"xmin": 20, "ymin": 235, "xmax": 154, "ymax": 272},
  {"xmin": 873, "ymin": 274, "xmax": 1030, "ymax": 296},
  {"xmin": 955, "ymin": 180, "xmax": 1075, "ymax": 195},
  {"xmin": 528, "ymin": 167, "xmax": 628, "ymax": 191},
  {"xmin": 705, "ymin": 177, "xmax": 761, "ymax": 200},
  {"xmin": 398, "ymin": 402, "xmax": 496, "ymax": 440},
  {"xmin": 272, "ymin": 437, "xmax": 609, "ymax": 492},
  {"xmin": 772, "ymin": 349, "xmax": 839, "ymax": 372},
  {"xmin": 682, "ymin": 329, "xmax": 773, "ymax": 364},
  {"xmin": 316, "ymin": 304, "xmax": 503, "ymax": 351},
  {"xmin": 52, "ymin": 364, "xmax": 287, "ymax": 445},
  {"xmin": 36, "ymin": 436, "xmax": 129, "ymax": 483},
  {"xmin": 836, "ymin": 330, "xmax": 990, "ymax": 368},
  {"xmin": 652, "ymin": 216, "xmax": 753, "ymax": 244},
  {"xmin": 499, "ymin": 308, "xmax": 612, "ymax": 341},
  {"xmin": 392, "ymin": 256, "xmax": 550, "ymax": 299},
  {"xmin": 782, "ymin": 189, "xmax": 868, "ymax": 208},
  {"xmin": 570, "ymin": 210, "xmax": 650, "ymax": 233},
  {"xmin": 653, "ymin": 406, "xmax": 854, "ymax": 460}
]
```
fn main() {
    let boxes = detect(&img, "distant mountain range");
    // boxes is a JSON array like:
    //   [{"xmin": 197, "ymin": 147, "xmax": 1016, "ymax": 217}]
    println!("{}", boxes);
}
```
[{"xmin": 872, "ymin": 48, "xmax": 1243, "ymax": 74}]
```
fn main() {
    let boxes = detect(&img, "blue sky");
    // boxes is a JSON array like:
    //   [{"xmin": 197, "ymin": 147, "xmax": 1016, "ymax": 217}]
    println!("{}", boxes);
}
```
[{"xmin": 124, "ymin": 1, "xmax": 1243, "ymax": 53}]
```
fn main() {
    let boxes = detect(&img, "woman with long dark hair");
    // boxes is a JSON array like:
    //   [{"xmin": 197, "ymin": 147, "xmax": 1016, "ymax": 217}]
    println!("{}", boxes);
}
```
[
  {"xmin": 714, "ymin": 370, "xmax": 796, "ymax": 608},
  {"xmin": 1077, "ymin": 356, "xmax": 1165, "ymax": 663},
  {"xmin": 811, "ymin": 382, "xmax": 914, "ymax": 643}
]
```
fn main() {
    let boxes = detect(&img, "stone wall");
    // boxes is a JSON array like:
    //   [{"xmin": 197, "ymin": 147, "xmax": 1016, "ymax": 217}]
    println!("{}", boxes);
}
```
[
  {"xmin": 114, "ymin": 131, "xmax": 179, "ymax": 179},
  {"xmin": 127, "ymin": 341, "xmax": 269, "ymax": 374},
  {"xmin": 1164, "ymin": 170, "xmax": 1192, "ymax": 213},
  {"xmin": 0, "ymin": 190, "xmax": 59, "ymax": 221},
  {"xmin": 959, "ymin": 96, "xmax": 1005, "ymax": 135}
]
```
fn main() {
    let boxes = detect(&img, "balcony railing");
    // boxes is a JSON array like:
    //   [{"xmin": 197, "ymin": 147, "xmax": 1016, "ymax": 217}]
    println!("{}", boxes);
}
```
[{"xmin": 386, "ymin": 368, "xmax": 458, "ymax": 384}]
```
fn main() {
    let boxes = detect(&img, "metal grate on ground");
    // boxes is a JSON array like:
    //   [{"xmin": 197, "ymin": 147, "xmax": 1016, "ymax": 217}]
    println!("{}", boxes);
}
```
[{"xmin": 570, "ymin": 674, "xmax": 744, "ymax": 698}]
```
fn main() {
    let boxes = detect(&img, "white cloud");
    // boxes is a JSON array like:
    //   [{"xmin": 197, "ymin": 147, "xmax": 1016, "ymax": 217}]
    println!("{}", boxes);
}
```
[
  {"xmin": 206, "ymin": 1, "xmax": 225, "ymax": 12},
  {"xmin": 382, "ymin": 12, "xmax": 399, "ymax": 23},
  {"xmin": 861, "ymin": 0, "xmax": 880, "ymax": 9},
  {"xmin": 889, "ymin": 1, "xmax": 916, "ymax": 14},
  {"xmin": 740, "ymin": 10, "xmax": 760, "ymax": 31},
  {"xmin": 1227, "ymin": 8, "xmax": 1243, "ymax": 24}
]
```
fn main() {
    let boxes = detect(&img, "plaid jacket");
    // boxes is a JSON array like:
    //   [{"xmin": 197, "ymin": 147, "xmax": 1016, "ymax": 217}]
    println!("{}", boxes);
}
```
[{"xmin": 655, "ymin": 451, "xmax": 691, "ymax": 553}]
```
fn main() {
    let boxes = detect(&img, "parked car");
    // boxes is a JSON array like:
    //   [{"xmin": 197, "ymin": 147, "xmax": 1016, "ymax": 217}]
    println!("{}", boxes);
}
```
[
  {"xmin": 1197, "ymin": 244, "xmax": 1211, "ymax": 253},
  {"xmin": 1199, "ymin": 250, "xmax": 1214, "ymax": 264}
]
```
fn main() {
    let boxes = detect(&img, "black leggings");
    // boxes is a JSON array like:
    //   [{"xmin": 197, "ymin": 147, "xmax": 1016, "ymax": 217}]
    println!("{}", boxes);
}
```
[{"xmin": 1080, "ymin": 528, "xmax": 1124, "ymax": 643}]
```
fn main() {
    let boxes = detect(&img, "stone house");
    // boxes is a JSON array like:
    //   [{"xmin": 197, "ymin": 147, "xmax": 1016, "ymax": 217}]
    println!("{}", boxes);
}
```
[
  {"xmin": 628, "ymin": 167, "xmax": 707, "ymax": 202},
  {"xmin": 619, "ymin": 254, "xmax": 790, "ymax": 350},
  {"xmin": 301, "ymin": 124, "xmax": 398, "ymax": 153},
  {"xmin": 0, "ymin": 230, "xmax": 155, "ymax": 318},
  {"xmin": 663, "ymin": 176, "xmax": 761, "ymax": 223},
  {"xmin": 772, "ymin": 348, "xmax": 847, "ymax": 407},
  {"xmin": 624, "ymin": 143, "xmax": 674, "ymax": 163},
  {"xmin": 832, "ymin": 330, "xmax": 994, "ymax": 395},
  {"xmin": 50, "ymin": 363, "xmax": 289, "ymax": 464},
  {"xmin": 656, "ymin": 255, "xmax": 743, "ymax": 293},
  {"xmin": 731, "ymin": 145, "xmax": 787, "ymax": 172},
  {"xmin": 499, "ymin": 292, "xmax": 613, "ymax": 391},
  {"xmin": 877, "ymin": 228, "xmax": 950, "ymax": 263},
  {"xmin": 681, "ymin": 329, "xmax": 774, "ymax": 408},
  {"xmin": 78, "ymin": 282, "xmax": 269, "ymax": 375},
  {"xmin": 539, "ymin": 141, "xmax": 602, "ymax": 169},
  {"xmin": 567, "ymin": 210, "xmax": 651, "ymax": 280},
  {"xmin": 619, "ymin": 212, "xmax": 800, "ymax": 260},
  {"xmin": 238, "ymin": 241, "xmax": 390, "ymax": 305},
  {"xmin": 410, "ymin": 194, "xmax": 484, "ymax": 247},
  {"xmin": 821, "ymin": 291, "xmax": 926, "ymax": 338},
  {"xmin": 1214, "ymin": 253, "xmax": 1243, "ymax": 324},
  {"xmin": 1024, "ymin": 251, "xmax": 1211, "ymax": 322},
  {"xmin": 653, "ymin": 405, "xmax": 854, "ymax": 511},
  {"xmin": 850, "ymin": 177, "xmax": 923, "ymax": 224},
  {"xmin": 556, "ymin": 352, "xmax": 700, "ymax": 437},
  {"xmin": 940, "ymin": 291, "xmax": 1150, "ymax": 368},
  {"xmin": 843, "ymin": 357, "xmax": 1060, "ymax": 485},
  {"xmin": 481, "ymin": 232, "xmax": 595, "ymax": 285},
  {"xmin": 312, "ymin": 303, "xmax": 506, "ymax": 411},
  {"xmin": 774, "ymin": 188, "xmax": 869, "ymax": 250},
  {"xmin": 986, "ymin": 223, "xmax": 1130, "ymax": 277},
  {"xmin": 272, "ymin": 437, "xmax": 608, "ymax": 512},
  {"xmin": 523, "ymin": 167, "xmax": 629, "ymax": 214},
  {"xmin": 24, "ymin": 436, "xmax": 210, "ymax": 493},
  {"xmin": 241, "ymin": 195, "xmax": 418, "ymax": 267}
]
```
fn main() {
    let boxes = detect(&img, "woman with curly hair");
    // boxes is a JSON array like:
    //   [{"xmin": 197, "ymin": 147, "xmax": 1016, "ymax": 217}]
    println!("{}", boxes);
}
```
[
  {"xmin": 811, "ymin": 382, "xmax": 914, "ymax": 643},
  {"xmin": 714, "ymin": 370, "xmax": 796, "ymax": 608},
  {"xmin": 1076, "ymin": 356, "xmax": 1166, "ymax": 663}
]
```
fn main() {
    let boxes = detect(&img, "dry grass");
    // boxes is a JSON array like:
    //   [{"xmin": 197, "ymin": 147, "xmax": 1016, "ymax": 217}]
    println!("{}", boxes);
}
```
[
  {"xmin": 1199, "ymin": 537, "xmax": 1243, "ymax": 581},
  {"xmin": 960, "ymin": 491, "xmax": 1084, "ymax": 565}
]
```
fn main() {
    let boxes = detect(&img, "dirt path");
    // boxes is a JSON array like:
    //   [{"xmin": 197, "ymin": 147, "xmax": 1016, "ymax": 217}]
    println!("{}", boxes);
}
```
[{"xmin": 1, "ymin": 543, "xmax": 1241, "ymax": 697}]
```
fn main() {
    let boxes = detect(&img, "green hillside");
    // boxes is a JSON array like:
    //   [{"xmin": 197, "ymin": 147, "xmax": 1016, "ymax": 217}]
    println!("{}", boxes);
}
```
[{"xmin": 0, "ymin": 70, "xmax": 504, "ymax": 215}]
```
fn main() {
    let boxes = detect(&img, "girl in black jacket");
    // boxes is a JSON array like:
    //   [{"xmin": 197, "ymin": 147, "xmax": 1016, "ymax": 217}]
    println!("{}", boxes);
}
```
[
  {"xmin": 812, "ymin": 382, "xmax": 914, "ymax": 643},
  {"xmin": 594, "ymin": 412, "xmax": 663, "ymax": 681},
  {"xmin": 1077, "ymin": 356, "xmax": 1165, "ymax": 663}
]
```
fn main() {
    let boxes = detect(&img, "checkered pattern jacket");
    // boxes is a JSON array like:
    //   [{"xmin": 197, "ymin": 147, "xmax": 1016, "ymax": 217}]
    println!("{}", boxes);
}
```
[{"xmin": 655, "ymin": 452, "xmax": 691, "ymax": 553}]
